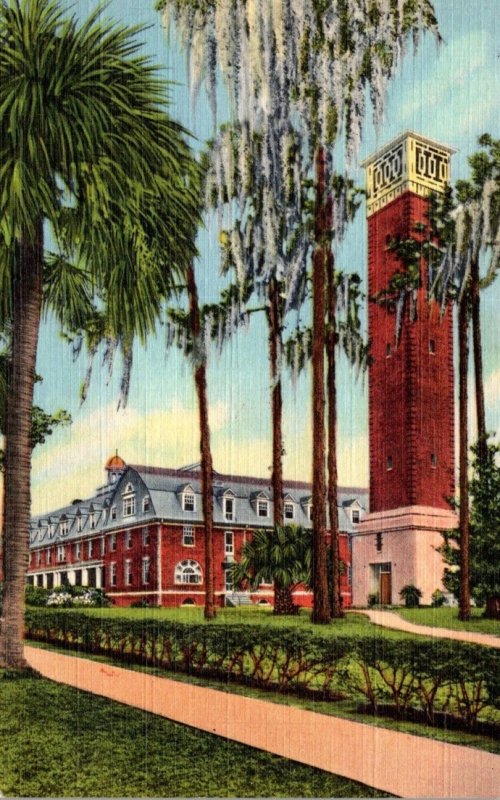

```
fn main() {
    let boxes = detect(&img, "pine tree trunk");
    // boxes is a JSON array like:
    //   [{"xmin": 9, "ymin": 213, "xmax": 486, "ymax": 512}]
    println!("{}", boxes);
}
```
[
  {"xmin": 458, "ymin": 292, "xmax": 471, "ymax": 622},
  {"xmin": 311, "ymin": 147, "xmax": 331, "ymax": 624},
  {"xmin": 0, "ymin": 221, "xmax": 44, "ymax": 667},
  {"xmin": 470, "ymin": 257, "xmax": 486, "ymax": 463},
  {"xmin": 326, "ymin": 262, "xmax": 343, "ymax": 618},
  {"xmin": 186, "ymin": 264, "xmax": 216, "ymax": 620}
]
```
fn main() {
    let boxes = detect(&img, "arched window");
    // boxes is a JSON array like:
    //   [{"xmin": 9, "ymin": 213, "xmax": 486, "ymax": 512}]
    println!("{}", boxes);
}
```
[{"xmin": 175, "ymin": 559, "xmax": 202, "ymax": 585}]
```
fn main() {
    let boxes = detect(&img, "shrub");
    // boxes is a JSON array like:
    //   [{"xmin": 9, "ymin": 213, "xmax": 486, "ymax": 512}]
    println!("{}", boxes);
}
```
[
  {"xmin": 399, "ymin": 584, "xmax": 422, "ymax": 608},
  {"xmin": 23, "ymin": 608, "xmax": 499, "ymax": 734},
  {"xmin": 367, "ymin": 592, "xmax": 379, "ymax": 607},
  {"xmin": 25, "ymin": 585, "xmax": 50, "ymax": 607},
  {"xmin": 47, "ymin": 591, "xmax": 73, "ymax": 607},
  {"xmin": 431, "ymin": 589, "xmax": 445, "ymax": 608}
]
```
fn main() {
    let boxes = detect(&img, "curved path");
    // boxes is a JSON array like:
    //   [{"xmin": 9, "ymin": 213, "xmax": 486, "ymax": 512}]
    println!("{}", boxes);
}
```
[
  {"xmin": 25, "ymin": 645, "xmax": 499, "ymax": 799},
  {"xmin": 354, "ymin": 609, "xmax": 500, "ymax": 648}
]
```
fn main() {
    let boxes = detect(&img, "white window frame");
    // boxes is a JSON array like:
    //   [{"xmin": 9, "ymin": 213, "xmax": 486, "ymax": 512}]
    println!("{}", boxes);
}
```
[
  {"xmin": 142, "ymin": 527, "xmax": 150, "ymax": 546},
  {"xmin": 110, "ymin": 506, "xmax": 117, "ymax": 522},
  {"xmin": 60, "ymin": 519, "xmax": 68, "ymax": 536},
  {"xmin": 36, "ymin": 550, "xmax": 42, "ymax": 566},
  {"xmin": 225, "ymin": 567, "xmax": 234, "ymax": 592},
  {"xmin": 142, "ymin": 557, "xmax": 151, "ymax": 585},
  {"xmin": 123, "ymin": 494, "xmax": 136, "ymax": 517},
  {"xmin": 110, "ymin": 562, "xmax": 117, "ymax": 587},
  {"xmin": 87, "ymin": 539, "xmax": 93, "ymax": 559},
  {"xmin": 182, "ymin": 526, "xmax": 195, "ymax": 546},
  {"xmin": 352, "ymin": 509, "xmax": 360, "ymax": 524},
  {"xmin": 124, "ymin": 559, "xmax": 132, "ymax": 586},
  {"xmin": 125, "ymin": 530, "xmax": 132, "ymax": 549},
  {"xmin": 182, "ymin": 491, "xmax": 195, "ymax": 512},
  {"xmin": 223, "ymin": 496, "xmax": 234, "ymax": 521},
  {"xmin": 110, "ymin": 532, "xmax": 117, "ymax": 552},
  {"xmin": 46, "ymin": 548, "xmax": 52, "ymax": 564},
  {"xmin": 89, "ymin": 511, "xmax": 96, "ymax": 529},
  {"xmin": 76, "ymin": 515, "xmax": 83, "ymax": 533},
  {"xmin": 74, "ymin": 542, "xmax": 81, "ymax": 561},
  {"xmin": 57, "ymin": 545, "xmax": 65, "ymax": 563},
  {"xmin": 284, "ymin": 502, "xmax": 295, "ymax": 520},
  {"xmin": 257, "ymin": 499, "xmax": 269, "ymax": 518},
  {"xmin": 224, "ymin": 530, "xmax": 234, "ymax": 556},
  {"xmin": 142, "ymin": 496, "xmax": 151, "ymax": 513},
  {"xmin": 175, "ymin": 559, "xmax": 202, "ymax": 585},
  {"xmin": 100, "ymin": 536, "xmax": 106, "ymax": 556}
]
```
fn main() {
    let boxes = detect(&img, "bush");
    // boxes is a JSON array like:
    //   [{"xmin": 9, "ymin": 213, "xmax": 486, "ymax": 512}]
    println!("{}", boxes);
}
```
[
  {"xmin": 431, "ymin": 589, "xmax": 445, "ymax": 608},
  {"xmin": 23, "ymin": 609, "xmax": 500, "ymax": 733},
  {"xmin": 367, "ymin": 592, "xmax": 379, "ymax": 607},
  {"xmin": 25, "ymin": 585, "xmax": 50, "ymax": 607},
  {"xmin": 399, "ymin": 584, "xmax": 422, "ymax": 608}
]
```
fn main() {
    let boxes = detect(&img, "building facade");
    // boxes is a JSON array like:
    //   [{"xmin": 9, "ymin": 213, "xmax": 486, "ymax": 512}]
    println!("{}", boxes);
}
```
[
  {"xmin": 27, "ymin": 455, "xmax": 367, "ymax": 608},
  {"xmin": 352, "ymin": 131, "xmax": 458, "ymax": 606}
]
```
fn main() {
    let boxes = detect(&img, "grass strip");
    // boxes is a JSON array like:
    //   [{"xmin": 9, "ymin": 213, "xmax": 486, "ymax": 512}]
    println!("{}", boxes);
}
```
[{"xmin": 0, "ymin": 667, "xmax": 390, "ymax": 798}]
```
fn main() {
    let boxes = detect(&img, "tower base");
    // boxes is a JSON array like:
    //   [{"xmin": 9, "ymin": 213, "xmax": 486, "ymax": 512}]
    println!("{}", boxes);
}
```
[{"xmin": 351, "ymin": 506, "xmax": 457, "ymax": 607}]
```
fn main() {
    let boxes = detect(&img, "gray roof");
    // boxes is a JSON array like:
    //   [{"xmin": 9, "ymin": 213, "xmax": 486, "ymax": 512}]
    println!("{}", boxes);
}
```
[{"xmin": 30, "ymin": 462, "xmax": 368, "ymax": 547}]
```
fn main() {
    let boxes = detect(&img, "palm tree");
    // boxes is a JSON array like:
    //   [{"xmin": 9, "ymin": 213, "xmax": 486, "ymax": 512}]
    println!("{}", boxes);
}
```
[
  {"xmin": 0, "ymin": 0, "xmax": 197, "ymax": 667},
  {"xmin": 231, "ymin": 525, "xmax": 311, "ymax": 615}
]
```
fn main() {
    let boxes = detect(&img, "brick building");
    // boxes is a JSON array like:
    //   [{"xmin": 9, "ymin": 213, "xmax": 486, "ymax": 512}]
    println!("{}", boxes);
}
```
[
  {"xmin": 352, "ymin": 131, "xmax": 458, "ymax": 606},
  {"xmin": 27, "ymin": 454, "xmax": 367, "ymax": 608}
]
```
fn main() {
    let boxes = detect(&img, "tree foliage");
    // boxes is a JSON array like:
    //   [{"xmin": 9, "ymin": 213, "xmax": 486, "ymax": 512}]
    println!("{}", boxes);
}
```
[{"xmin": 440, "ymin": 439, "xmax": 500, "ymax": 617}]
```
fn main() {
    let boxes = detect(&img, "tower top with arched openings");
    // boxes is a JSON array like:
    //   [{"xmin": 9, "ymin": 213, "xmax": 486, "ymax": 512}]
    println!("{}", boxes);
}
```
[{"xmin": 105, "ymin": 451, "xmax": 126, "ymax": 485}]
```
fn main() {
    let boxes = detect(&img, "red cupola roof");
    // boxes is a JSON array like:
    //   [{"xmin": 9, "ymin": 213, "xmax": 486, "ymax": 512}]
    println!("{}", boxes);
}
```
[{"xmin": 105, "ymin": 452, "xmax": 126, "ymax": 471}]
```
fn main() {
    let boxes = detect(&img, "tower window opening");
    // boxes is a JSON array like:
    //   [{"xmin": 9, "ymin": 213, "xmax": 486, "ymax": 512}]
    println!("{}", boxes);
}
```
[
  {"xmin": 431, "ymin": 453, "xmax": 437, "ymax": 467},
  {"xmin": 386, "ymin": 456, "xmax": 393, "ymax": 471},
  {"xmin": 429, "ymin": 339, "xmax": 436, "ymax": 354},
  {"xmin": 386, "ymin": 343, "xmax": 392, "ymax": 357},
  {"xmin": 376, "ymin": 532, "xmax": 383, "ymax": 552}
]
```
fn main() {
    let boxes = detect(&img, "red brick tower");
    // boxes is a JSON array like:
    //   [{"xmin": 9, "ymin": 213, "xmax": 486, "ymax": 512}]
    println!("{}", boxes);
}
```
[{"xmin": 352, "ymin": 132, "xmax": 458, "ymax": 606}]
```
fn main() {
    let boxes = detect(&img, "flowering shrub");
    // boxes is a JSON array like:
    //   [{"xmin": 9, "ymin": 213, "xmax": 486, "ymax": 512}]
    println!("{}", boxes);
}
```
[{"xmin": 47, "ymin": 591, "xmax": 73, "ymax": 607}]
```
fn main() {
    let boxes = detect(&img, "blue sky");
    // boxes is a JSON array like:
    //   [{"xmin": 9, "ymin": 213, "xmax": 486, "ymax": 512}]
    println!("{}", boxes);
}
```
[{"xmin": 31, "ymin": 0, "xmax": 500, "ymax": 513}]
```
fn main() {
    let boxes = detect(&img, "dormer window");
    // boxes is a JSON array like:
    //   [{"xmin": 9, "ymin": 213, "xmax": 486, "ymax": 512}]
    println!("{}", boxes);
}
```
[
  {"xmin": 76, "ymin": 514, "xmax": 83, "ymax": 533},
  {"xmin": 352, "ymin": 509, "xmax": 360, "ymax": 524},
  {"xmin": 284, "ymin": 501, "xmax": 295, "ymax": 520},
  {"xmin": 48, "ymin": 522, "xmax": 55, "ymax": 538},
  {"xmin": 123, "ymin": 484, "xmax": 136, "ymax": 517},
  {"xmin": 182, "ymin": 488, "xmax": 195, "ymax": 512},
  {"xmin": 223, "ymin": 495, "xmax": 234, "ymax": 521},
  {"xmin": 302, "ymin": 499, "xmax": 313, "ymax": 521},
  {"xmin": 89, "ymin": 511, "xmax": 96, "ymax": 529},
  {"xmin": 142, "ymin": 496, "xmax": 151, "ymax": 513},
  {"xmin": 110, "ymin": 506, "xmax": 117, "ymax": 522},
  {"xmin": 257, "ymin": 499, "xmax": 268, "ymax": 518},
  {"xmin": 60, "ymin": 517, "xmax": 68, "ymax": 536}
]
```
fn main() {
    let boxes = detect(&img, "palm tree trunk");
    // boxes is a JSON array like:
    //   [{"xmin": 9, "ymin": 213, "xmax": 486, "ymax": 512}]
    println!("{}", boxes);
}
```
[
  {"xmin": 458, "ymin": 292, "xmax": 471, "ymax": 622},
  {"xmin": 326, "ymin": 262, "xmax": 343, "ymax": 618},
  {"xmin": 274, "ymin": 583, "xmax": 296, "ymax": 615},
  {"xmin": 268, "ymin": 278, "xmax": 284, "ymax": 528},
  {"xmin": 0, "ymin": 221, "xmax": 44, "ymax": 667},
  {"xmin": 267, "ymin": 277, "xmax": 288, "ymax": 613},
  {"xmin": 186, "ymin": 264, "xmax": 216, "ymax": 619},
  {"xmin": 311, "ymin": 146, "xmax": 331, "ymax": 624},
  {"xmin": 470, "ymin": 257, "xmax": 486, "ymax": 462}
]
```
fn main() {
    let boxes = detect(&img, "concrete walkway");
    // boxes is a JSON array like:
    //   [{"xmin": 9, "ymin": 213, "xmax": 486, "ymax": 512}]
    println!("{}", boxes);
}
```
[
  {"xmin": 25, "ymin": 645, "xmax": 499, "ymax": 798},
  {"xmin": 355, "ymin": 609, "xmax": 500, "ymax": 648}
]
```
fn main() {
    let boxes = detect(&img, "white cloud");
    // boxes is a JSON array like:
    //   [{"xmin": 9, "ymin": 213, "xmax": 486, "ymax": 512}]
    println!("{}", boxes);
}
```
[{"xmin": 31, "ymin": 400, "xmax": 229, "ymax": 514}]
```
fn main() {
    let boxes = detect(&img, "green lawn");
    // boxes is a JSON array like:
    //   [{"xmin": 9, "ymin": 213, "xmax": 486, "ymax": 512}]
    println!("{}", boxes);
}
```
[
  {"xmin": 0, "ymin": 669, "xmax": 389, "ymax": 798},
  {"xmin": 74, "ymin": 604, "xmax": 419, "ymax": 640},
  {"xmin": 394, "ymin": 606, "xmax": 500, "ymax": 635}
]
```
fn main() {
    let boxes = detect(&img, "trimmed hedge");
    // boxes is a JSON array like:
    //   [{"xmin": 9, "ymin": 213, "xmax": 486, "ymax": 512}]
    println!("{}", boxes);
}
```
[{"xmin": 24, "ymin": 609, "xmax": 500, "ymax": 732}]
